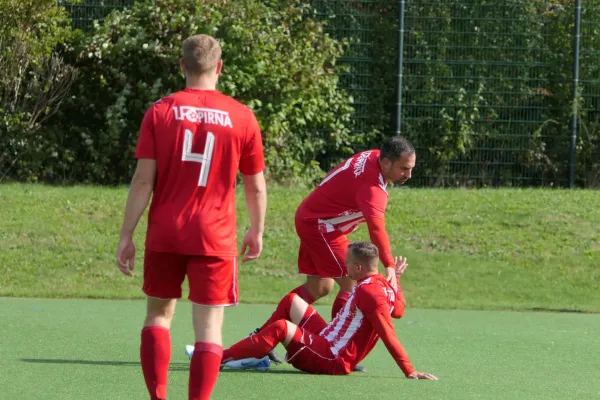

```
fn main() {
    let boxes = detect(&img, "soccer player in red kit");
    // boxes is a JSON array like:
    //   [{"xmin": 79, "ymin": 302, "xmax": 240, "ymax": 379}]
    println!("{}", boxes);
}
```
[
  {"xmin": 116, "ymin": 34, "xmax": 267, "ymax": 400},
  {"xmin": 289, "ymin": 137, "xmax": 416, "ymax": 320},
  {"xmin": 222, "ymin": 242, "xmax": 438, "ymax": 380}
]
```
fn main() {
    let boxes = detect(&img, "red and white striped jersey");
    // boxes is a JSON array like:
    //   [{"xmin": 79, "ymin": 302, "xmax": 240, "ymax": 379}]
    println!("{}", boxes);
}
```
[
  {"xmin": 319, "ymin": 274, "xmax": 414, "ymax": 375},
  {"xmin": 295, "ymin": 150, "xmax": 396, "ymax": 267}
]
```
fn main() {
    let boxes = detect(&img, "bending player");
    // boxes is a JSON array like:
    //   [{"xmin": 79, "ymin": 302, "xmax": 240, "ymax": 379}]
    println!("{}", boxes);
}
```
[
  {"xmin": 290, "ymin": 136, "xmax": 417, "ymax": 322},
  {"xmin": 220, "ymin": 242, "xmax": 438, "ymax": 380}
]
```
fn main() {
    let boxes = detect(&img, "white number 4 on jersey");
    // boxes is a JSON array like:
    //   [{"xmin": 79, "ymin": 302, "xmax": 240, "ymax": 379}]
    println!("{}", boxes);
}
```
[{"xmin": 182, "ymin": 129, "xmax": 215, "ymax": 187}]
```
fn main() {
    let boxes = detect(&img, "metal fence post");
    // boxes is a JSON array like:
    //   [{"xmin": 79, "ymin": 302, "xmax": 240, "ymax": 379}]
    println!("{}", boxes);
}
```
[
  {"xmin": 394, "ymin": 0, "xmax": 406, "ymax": 137},
  {"xmin": 569, "ymin": 0, "xmax": 582, "ymax": 187}
]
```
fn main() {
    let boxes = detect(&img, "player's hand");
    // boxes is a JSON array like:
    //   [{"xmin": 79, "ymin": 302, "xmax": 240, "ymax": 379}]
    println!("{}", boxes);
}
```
[
  {"xmin": 240, "ymin": 228, "xmax": 263, "ymax": 263},
  {"xmin": 385, "ymin": 267, "xmax": 398, "ymax": 291},
  {"xmin": 116, "ymin": 235, "xmax": 135, "ymax": 277},
  {"xmin": 395, "ymin": 256, "xmax": 408, "ymax": 277},
  {"xmin": 407, "ymin": 371, "xmax": 439, "ymax": 380}
]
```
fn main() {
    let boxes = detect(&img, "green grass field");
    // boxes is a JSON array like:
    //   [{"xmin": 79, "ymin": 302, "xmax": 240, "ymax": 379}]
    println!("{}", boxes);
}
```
[
  {"xmin": 1, "ymin": 184, "xmax": 599, "ymax": 311},
  {"xmin": 1, "ymin": 298, "xmax": 599, "ymax": 400},
  {"xmin": 2, "ymin": 184, "xmax": 600, "ymax": 399}
]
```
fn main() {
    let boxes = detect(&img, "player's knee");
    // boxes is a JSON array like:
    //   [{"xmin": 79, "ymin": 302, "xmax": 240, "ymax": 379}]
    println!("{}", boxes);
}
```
[
  {"xmin": 283, "ymin": 320, "xmax": 298, "ymax": 346},
  {"xmin": 306, "ymin": 278, "xmax": 334, "ymax": 299},
  {"xmin": 283, "ymin": 292, "xmax": 297, "ymax": 307},
  {"xmin": 264, "ymin": 319, "xmax": 289, "ymax": 342},
  {"xmin": 144, "ymin": 298, "xmax": 176, "ymax": 328}
]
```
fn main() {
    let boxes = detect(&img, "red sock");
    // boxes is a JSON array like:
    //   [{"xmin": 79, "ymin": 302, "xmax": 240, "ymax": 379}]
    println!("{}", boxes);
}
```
[
  {"xmin": 188, "ymin": 342, "xmax": 223, "ymax": 400},
  {"xmin": 290, "ymin": 284, "xmax": 316, "ymax": 304},
  {"xmin": 331, "ymin": 291, "xmax": 351, "ymax": 320},
  {"xmin": 259, "ymin": 293, "xmax": 296, "ymax": 331},
  {"xmin": 224, "ymin": 320, "xmax": 287, "ymax": 361},
  {"xmin": 140, "ymin": 326, "xmax": 171, "ymax": 400}
]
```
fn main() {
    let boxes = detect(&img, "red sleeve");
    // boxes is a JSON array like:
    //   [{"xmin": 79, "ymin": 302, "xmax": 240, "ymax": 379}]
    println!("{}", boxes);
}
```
[
  {"xmin": 135, "ymin": 105, "xmax": 156, "ymax": 160},
  {"xmin": 355, "ymin": 185, "xmax": 394, "ymax": 267},
  {"xmin": 239, "ymin": 112, "xmax": 265, "ymax": 175},
  {"xmin": 391, "ymin": 279, "xmax": 407, "ymax": 319},
  {"xmin": 356, "ymin": 286, "xmax": 415, "ymax": 376}
]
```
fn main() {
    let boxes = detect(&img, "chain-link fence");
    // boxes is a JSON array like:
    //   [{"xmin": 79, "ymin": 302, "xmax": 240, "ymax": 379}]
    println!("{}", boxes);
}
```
[
  {"xmin": 315, "ymin": 0, "xmax": 600, "ymax": 187},
  {"xmin": 58, "ymin": 0, "xmax": 134, "ymax": 29},
  {"xmin": 63, "ymin": 0, "xmax": 600, "ymax": 187}
]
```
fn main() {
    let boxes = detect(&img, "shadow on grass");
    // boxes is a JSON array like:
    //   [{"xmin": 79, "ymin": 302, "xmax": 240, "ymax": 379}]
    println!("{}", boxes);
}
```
[
  {"xmin": 19, "ymin": 358, "xmax": 303, "ymax": 374},
  {"xmin": 20, "ymin": 358, "xmax": 187, "ymax": 371},
  {"xmin": 220, "ymin": 368, "xmax": 304, "ymax": 375},
  {"xmin": 20, "ymin": 358, "xmax": 393, "ymax": 378}
]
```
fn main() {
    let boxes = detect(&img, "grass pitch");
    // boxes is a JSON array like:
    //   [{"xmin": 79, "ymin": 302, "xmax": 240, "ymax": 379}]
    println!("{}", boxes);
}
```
[
  {"xmin": 2, "ymin": 298, "xmax": 599, "ymax": 400},
  {"xmin": 1, "ymin": 184, "xmax": 599, "ymax": 312}
]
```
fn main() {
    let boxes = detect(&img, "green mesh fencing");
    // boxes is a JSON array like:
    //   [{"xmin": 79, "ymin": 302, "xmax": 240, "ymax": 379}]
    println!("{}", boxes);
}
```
[
  {"xmin": 579, "ymin": 2, "xmax": 600, "ymax": 186},
  {"xmin": 58, "ymin": 0, "xmax": 134, "ymax": 30},
  {"xmin": 402, "ymin": 1, "xmax": 559, "ymax": 187},
  {"xmin": 63, "ymin": 0, "xmax": 600, "ymax": 187},
  {"xmin": 315, "ymin": 0, "xmax": 600, "ymax": 187}
]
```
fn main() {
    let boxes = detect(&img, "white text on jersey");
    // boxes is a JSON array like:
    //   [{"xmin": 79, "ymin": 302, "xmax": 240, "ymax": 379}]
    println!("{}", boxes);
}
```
[{"xmin": 173, "ymin": 106, "xmax": 233, "ymax": 128}]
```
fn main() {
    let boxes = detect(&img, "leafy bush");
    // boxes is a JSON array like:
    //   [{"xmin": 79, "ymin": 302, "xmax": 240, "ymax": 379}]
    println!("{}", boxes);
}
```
[
  {"xmin": 0, "ymin": 0, "xmax": 78, "ymax": 182},
  {"xmin": 50, "ymin": 0, "xmax": 355, "ymax": 185}
]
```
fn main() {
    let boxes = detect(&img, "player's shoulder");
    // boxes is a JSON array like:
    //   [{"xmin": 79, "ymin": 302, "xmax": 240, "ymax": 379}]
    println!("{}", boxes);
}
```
[
  {"xmin": 352, "ymin": 149, "xmax": 388, "ymax": 193},
  {"xmin": 211, "ymin": 92, "xmax": 256, "ymax": 117},
  {"xmin": 355, "ymin": 275, "xmax": 390, "ymax": 311},
  {"xmin": 355, "ymin": 275, "xmax": 387, "ymax": 295},
  {"xmin": 356, "ymin": 273, "xmax": 392, "ymax": 294},
  {"xmin": 146, "ymin": 92, "xmax": 179, "ymax": 112}
]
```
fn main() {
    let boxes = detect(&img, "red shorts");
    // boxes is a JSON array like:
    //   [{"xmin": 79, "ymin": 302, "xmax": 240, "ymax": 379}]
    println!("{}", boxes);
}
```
[
  {"xmin": 142, "ymin": 250, "xmax": 237, "ymax": 306},
  {"xmin": 295, "ymin": 217, "xmax": 349, "ymax": 279},
  {"xmin": 285, "ymin": 307, "xmax": 347, "ymax": 375}
]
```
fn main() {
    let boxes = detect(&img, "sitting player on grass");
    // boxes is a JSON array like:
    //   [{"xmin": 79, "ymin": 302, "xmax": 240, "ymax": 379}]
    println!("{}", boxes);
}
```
[{"xmin": 189, "ymin": 241, "xmax": 437, "ymax": 379}]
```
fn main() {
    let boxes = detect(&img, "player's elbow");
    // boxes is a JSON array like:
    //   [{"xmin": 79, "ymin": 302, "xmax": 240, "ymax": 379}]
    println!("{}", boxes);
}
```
[
  {"xmin": 132, "ymin": 159, "xmax": 157, "ymax": 188},
  {"xmin": 242, "ymin": 172, "xmax": 266, "ymax": 194},
  {"xmin": 392, "ymin": 303, "xmax": 406, "ymax": 319},
  {"xmin": 131, "ymin": 172, "xmax": 155, "ymax": 190}
]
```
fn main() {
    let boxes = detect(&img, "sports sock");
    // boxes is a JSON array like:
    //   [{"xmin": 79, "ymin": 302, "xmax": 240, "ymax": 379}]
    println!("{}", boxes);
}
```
[
  {"xmin": 290, "ymin": 284, "xmax": 316, "ymax": 304},
  {"xmin": 188, "ymin": 342, "xmax": 223, "ymax": 400},
  {"xmin": 224, "ymin": 320, "xmax": 288, "ymax": 361},
  {"xmin": 331, "ymin": 290, "xmax": 351, "ymax": 320},
  {"xmin": 259, "ymin": 292, "xmax": 296, "ymax": 331},
  {"xmin": 140, "ymin": 326, "xmax": 171, "ymax": 400}
]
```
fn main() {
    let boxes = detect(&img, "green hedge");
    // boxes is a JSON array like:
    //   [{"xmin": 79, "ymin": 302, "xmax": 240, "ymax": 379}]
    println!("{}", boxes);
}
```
[
  {"xmin": 1, "ymin": 0, "xmax": 599, "ymax": 187},
  {"xmin": 2, "ymin": 0, "xmax": 359, "ymax": 186}
]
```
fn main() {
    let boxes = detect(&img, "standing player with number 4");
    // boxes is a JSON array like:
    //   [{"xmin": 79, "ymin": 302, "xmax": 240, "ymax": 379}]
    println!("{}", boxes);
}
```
[{"xmin": 116, "ymin": 34, "xmax": 267, "ymax": 400}]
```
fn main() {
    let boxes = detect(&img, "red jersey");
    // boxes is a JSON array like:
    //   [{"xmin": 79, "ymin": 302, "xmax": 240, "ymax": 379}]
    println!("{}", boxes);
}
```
[
  {"xmin": 319, "ymin": 274, "xmax": 414, "ymax": 375},
  {"xmin": 135, "ymin": 88, "xmax": 265, "ymax": 256},
  {"xmin": 296, "ymin": 150, "xmax": 395, "ymax": 267}
]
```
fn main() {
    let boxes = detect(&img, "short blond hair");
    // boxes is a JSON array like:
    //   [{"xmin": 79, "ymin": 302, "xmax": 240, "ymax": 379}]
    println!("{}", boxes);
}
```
[
  {"xmin": 182, "ymin": 34, "xmax": 222, "ymax": 75},
  {"xmin": 348, "ymin": 242, "xmax": 379, "ymax": 265}
]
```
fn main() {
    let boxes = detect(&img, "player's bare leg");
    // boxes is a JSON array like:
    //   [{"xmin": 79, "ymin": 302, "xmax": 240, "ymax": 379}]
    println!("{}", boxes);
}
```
[
  {"xmin": 188, "ymin": 304, "xmax": 225, "ymax": 400},
  {"xmin": 304, "ymin": 275, "xmax": 335, "ymax": 301},
  {"xmin": 141, "ymin": 297, "xmax": 177, "ymax": 400},
  {"xmin": 144, "ymin": 297, "xmax": 177, "ymax": 328},
  {"xmin": 252, "ymin": 277, "xmax": 330, "ymax": 364}
]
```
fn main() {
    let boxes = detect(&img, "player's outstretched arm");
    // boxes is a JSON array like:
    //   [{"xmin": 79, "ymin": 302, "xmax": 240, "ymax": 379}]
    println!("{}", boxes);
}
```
[
  {"xmin": 240, "ymin": 171, "xmax": 266, "ymax": 262},
  {"xmin": 116, "ymin": 159, "xmax": 156, "ymax": 276},
  {"xmin": 359, "ymin": 286, "xmax": 438, "ymax": 380},
  {"xmin": 370, "ymin": 312, "xmax": 438, "ymax": 380},
  {"xmin": 355, "ymin": 185, "xmax": 398, "ymax": 290}
]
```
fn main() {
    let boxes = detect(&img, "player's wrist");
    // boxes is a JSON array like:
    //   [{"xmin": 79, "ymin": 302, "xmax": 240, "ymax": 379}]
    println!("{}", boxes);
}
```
[{"xmin": 119, "ymin": 227, "xmax": 134, "ymax": 239}]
